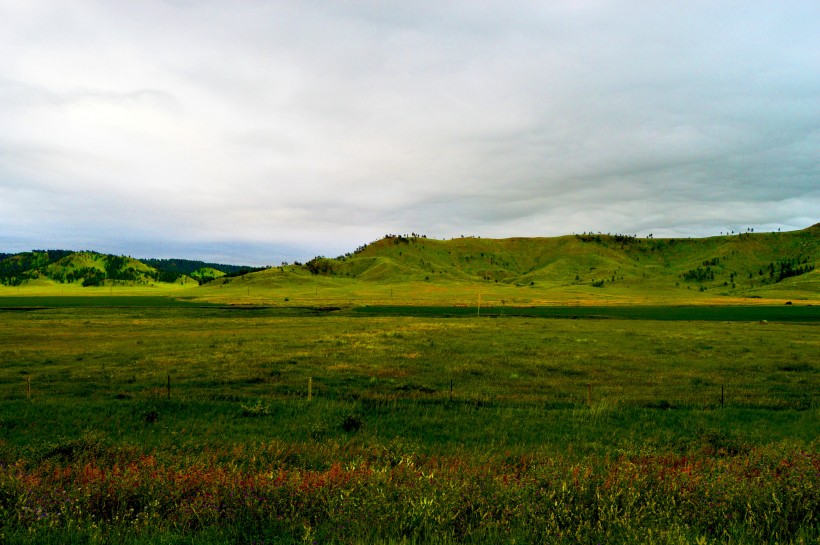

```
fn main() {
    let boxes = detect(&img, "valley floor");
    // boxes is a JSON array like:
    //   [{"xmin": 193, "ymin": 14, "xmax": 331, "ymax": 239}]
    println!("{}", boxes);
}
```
[{"xmin": 0, "ymin": 300, "xmax": 818, "ymax": 542}]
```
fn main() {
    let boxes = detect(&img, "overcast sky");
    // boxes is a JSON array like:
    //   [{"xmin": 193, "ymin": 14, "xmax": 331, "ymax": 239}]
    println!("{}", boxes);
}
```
[{"xmin": 1, "ymin": 1, "xmax": 817, "ymax": 265}]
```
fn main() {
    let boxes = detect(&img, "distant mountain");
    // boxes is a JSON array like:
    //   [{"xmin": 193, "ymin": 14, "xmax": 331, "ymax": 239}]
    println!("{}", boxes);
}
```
[{"xmin": 141, "ymin": 258, "xmax": 250, "ymax": 276}]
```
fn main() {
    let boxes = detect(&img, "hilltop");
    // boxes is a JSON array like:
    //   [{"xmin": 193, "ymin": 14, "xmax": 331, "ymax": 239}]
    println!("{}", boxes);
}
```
[{"xmin": 1, "ymin": 224, "xmax": 817, "ymax": 304}]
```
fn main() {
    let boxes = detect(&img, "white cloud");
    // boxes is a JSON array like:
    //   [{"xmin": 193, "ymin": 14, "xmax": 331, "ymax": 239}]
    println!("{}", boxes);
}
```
[{"xmin": 0, "ymin": 0, "xmax": 817, "ymax": 262}]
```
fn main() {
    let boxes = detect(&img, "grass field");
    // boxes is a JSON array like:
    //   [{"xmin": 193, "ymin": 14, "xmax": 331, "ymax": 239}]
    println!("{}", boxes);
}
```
[
  {"xmin": 354, "ymin": 304, "xmax": 820, "ymax": 322},
  {"xmin": 0, "ymin": 300, "xmax": 818, "ymax": 543}
]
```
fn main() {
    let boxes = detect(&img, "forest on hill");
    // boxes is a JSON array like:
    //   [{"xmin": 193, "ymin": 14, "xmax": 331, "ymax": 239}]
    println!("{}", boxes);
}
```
[{"xmin": 0, "ymin": 251, "xmax": 261, "ymax": 287}]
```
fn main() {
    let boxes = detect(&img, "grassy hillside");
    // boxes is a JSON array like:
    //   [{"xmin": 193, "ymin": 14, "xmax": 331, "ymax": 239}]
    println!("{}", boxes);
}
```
[
  {"xmin": 0, "ymin": 250, "xmax": 74, "ymax": 285},
  {"xmin": 0, "ymin": 251, "xmax": 260, "ymax": 289},
  {"xmin": 1, "ymin": 224, "xmax": 817, "ymax": 304},
  {"xmin": 0, "ymin": 251, "xmax": 197, "ymax": 288},
  {"xmin": 194, "ymin": 224, "xmax": 818, "ymax": 306},
  {"xmin": 189, "ymin": 266, "xmax": 226, "ymax": 284},
  {"xmin": 331, "ymin": 226, "xmax": 818, "ymax": 290}
]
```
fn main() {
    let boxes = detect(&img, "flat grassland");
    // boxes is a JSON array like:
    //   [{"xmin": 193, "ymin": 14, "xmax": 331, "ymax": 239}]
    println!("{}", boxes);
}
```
[{"xmin": 0, "ymin": 299, "xmax": 818, "ymax": 544}]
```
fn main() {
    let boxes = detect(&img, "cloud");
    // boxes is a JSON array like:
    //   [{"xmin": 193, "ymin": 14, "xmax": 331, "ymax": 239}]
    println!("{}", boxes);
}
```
[{"xmin": 0, "ymin": 0, "xmax": 817, "ymax": 262}]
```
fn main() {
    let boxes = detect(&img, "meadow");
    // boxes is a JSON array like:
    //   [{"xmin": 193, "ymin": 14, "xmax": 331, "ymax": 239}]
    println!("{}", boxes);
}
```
[{"xmin": 0, "ymin": 299, "xmax": 818, "ymax": 543}]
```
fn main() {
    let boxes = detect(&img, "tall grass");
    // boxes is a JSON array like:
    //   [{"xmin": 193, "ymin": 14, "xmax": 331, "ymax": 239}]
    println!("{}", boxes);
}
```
[{"xmin": 0, "ymin": 438, "xmax": 817, "ymax": 544}]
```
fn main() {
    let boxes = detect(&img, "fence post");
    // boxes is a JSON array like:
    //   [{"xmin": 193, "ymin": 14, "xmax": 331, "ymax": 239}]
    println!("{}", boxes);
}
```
[
  {"xmin": 26, "ymin": 376, "xmax": 31, "ymax": 400},
  {"xmin": 587, "ymin": 383, "xmax": 592, "ymax": 407},
  {"xmin": 307, "ymin": 377, "xmax": 313, "ymax": 402},
  {"xmin": 720, "ymin": 384, "xmax": 724, "ymax": 409}
]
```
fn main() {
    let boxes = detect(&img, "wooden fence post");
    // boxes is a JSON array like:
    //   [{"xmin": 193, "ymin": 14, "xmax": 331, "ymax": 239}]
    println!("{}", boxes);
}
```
[
  {"xmin": 307, "ymin": 377, "xmax": 313, "ymax": 402},
  {"xmin": 26, "ymin": 377, "xmax": 31, "ymax": 400}
]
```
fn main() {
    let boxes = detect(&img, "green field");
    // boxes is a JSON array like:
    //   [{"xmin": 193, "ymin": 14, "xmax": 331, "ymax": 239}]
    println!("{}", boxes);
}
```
[
  {"xmin": 354, "ymin": 304, "xmax": 820, "ymax": 322},
  {"xmin": 0, "ymin": 296, "xmax": 216, "ymax": 309},
  {"xmin": 0, "ymin": 300, "xmax": 818, "ymax": 544}
]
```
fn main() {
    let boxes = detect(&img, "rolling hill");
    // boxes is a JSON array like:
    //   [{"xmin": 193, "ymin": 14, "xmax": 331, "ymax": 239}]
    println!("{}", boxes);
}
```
[
  {"xmin": 184, "ymin": 224, "xmax": 819, "ymax": 306},
  {"xmin": 310, "ymin": 225, "xmax": 819, "ymax": 293},
  {"xmin": 1, "ymin": 224, "xmax": 817, "ymax": 304}
]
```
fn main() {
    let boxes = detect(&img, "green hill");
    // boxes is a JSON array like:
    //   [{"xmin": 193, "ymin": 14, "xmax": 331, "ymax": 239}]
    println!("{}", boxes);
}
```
[
  {"xmin": 2, "ymin": 225, "xmax": 817, "ymax": 303},
  {"xmin": 189, "ymin": 267, "xmax": 226, "ymax": 285},
  {"xmin": 0, "ymin": 250, "xmax": 74, "ymax": 286},
  {"xmin": 193, "ymin": 225, "xmax": 818, "ymax": 305},
  {"xmin": 289, "ymin": 226, "xmax": 818, "ymax": 294},
  {"xmin": 0, "ymin": 248, "xmax": 268, "ymax": 290},
  {"xmin": 0, "ymin": 251, "xmax": 195, "ymax": 287}
]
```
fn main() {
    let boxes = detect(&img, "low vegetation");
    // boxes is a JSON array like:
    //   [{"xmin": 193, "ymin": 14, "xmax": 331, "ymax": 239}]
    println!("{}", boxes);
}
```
[{"xmin": 0, "ymin": 302, "xmax": 817, "ymax": 543}]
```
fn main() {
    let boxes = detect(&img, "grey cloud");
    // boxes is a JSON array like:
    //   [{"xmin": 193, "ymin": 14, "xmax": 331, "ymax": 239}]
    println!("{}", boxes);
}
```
[
  {"xmin": 0, "ymin": 1, "xmax": 816, "ymax": 262},
  {"xmin": 0, "ymin": 78, "xmax": 180, "ymax": 111}
]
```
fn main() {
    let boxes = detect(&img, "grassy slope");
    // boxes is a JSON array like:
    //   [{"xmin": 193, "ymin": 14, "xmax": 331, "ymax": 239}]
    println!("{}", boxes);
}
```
[
  {"xmin": 42, "ymin": 252, "xmax": 149, "ymax": 276},
  {"xmin": 1, "ymin": 225, "xmax": 817, "ymax": 304},
  {"xmin": 342, "ymin": 227, "xmax": 819, "ymax": 290},
  {"xmin": 1, "ymin": 251, "xmax": 198, "ymax": 290},
  {"xmin": 189, "ymin": 266, "xmax": 226, "ymax": 283},
  {"xmin": 194, "ymin": 225, "xmax": 819, "ymax": 306}
]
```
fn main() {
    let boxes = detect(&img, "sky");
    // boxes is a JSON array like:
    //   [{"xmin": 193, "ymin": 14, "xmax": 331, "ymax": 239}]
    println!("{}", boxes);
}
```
[{"xmin": 1, "ymin": 1, "xmax": 818, "ymax": 266}]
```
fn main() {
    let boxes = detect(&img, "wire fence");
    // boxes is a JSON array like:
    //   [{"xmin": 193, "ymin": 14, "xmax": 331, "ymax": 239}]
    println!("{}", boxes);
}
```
[{"xmin": 7, "ymin": 374, "xmax": 819, "ymax": 411}]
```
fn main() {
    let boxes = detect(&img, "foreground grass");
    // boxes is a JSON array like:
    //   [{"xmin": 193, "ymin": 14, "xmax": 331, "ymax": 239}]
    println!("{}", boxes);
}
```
[
  {"xmin": 0, "ymin": 305, "xmax": 817, "ymax": 543},
  {"xmin": 1, "ymin": 438, "xmax": 817, "ymax": 545}
]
